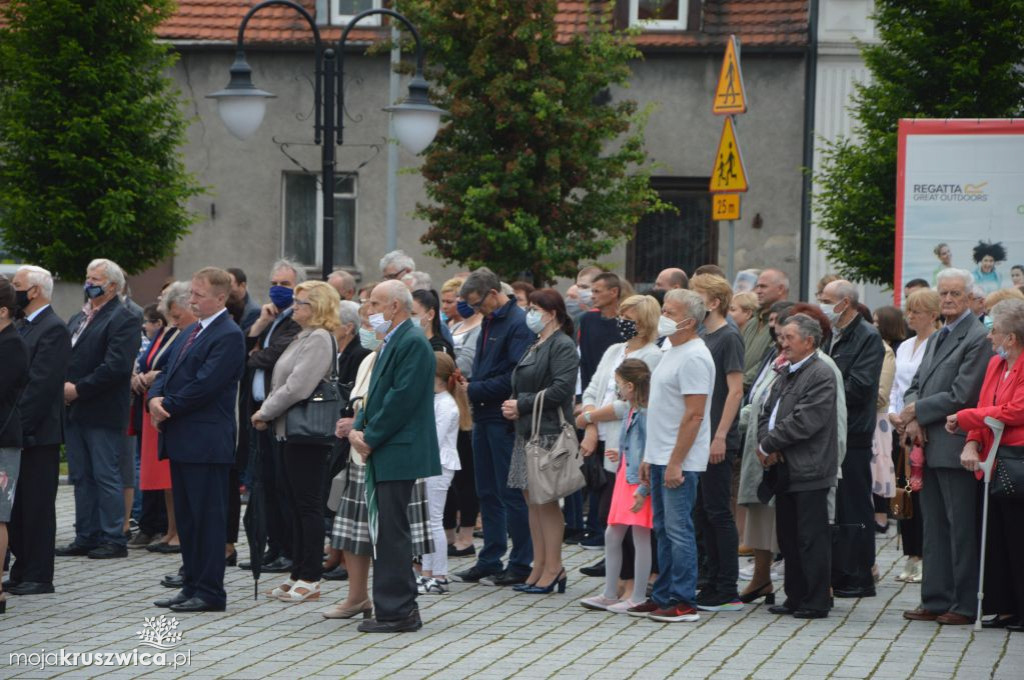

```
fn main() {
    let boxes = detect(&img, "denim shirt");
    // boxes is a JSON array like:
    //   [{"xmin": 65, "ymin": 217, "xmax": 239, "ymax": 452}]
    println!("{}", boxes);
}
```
[{"xmin": 618, "ymin": 406, "xmax": 649, "ymax": 496}]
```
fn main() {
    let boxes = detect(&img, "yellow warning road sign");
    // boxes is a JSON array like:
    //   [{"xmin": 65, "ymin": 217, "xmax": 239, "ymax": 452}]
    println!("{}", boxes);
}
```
[
  {"xmin": 713, "ymin": 194, "xmax": 741, "ymax": 221},
  {"xmin": 713, "ymin": 36, "xmax": 747, "ymax": 115},
  {"xmin": 709, "ymin": 117, "xmax": 748, "ymax": 193}
]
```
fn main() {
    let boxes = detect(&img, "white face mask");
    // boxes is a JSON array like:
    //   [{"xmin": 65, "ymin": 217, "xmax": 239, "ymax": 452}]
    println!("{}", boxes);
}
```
[
  {"xmin": 526, "ymin": 309, "xmax": 547, "ymax": 334},
  {"xmin": 359, "ymin": 327, "xmax": 381, "ymax": 350},
  {"xmin": 578, "ymin": 288, "xmax": 594, "ymax": 306},
  {"xmin": 368, "ymin": 312, "xmax": 392, "ymax": 335},
  {"xmin": 819, "ymin": 301, "xmax": 841, "ymax": 324},
  {"xmin": 658, "ymin": 315, "xmax": 681, "ymax": 338}
]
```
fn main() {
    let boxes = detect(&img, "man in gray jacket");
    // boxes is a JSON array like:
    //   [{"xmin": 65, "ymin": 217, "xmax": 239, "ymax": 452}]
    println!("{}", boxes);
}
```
[
  {"xmin": 758, "ymin": 313, "xmax": 838, "ymax": 619},
  {"xmin": 896, "ymin": 268, "xmax": 991, "ymax": 626}
]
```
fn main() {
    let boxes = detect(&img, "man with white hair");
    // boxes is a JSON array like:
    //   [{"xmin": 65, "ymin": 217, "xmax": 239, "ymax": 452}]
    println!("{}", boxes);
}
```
[
  {"xmin": 401, "ymin": 270, "xmax": 432, "ymax": 292},
  {"xmin": 379, "ymin": 250, "xmax": 415, "ymax": 281},
  {"xmin": 745, "ymin": 269, "xmax": 790, "ymax": 390},
  {"xmin": 632, "ymin": 289, "xmax": 715, "ymax": 623},
  {"xmin": 5, "ymin": 266, "xmax": 71, "ymax": 594},
  {"xmin": 896, "ymin": 268, "xmax": 991, "ymax": 625},
  {"xmin": 327, "ymin": 269, "xmax": 357, "ymax": 301},
  {"xmin": 819, "ymin": 278, "xmax": 884, "ymax": 598},
  {"xmin": 56, "ymin": 258, "xmax": 141, "ymax": 559},
  {"xmin": 349, "ymin": 280, "xmax": 441, "ymax": 632}
]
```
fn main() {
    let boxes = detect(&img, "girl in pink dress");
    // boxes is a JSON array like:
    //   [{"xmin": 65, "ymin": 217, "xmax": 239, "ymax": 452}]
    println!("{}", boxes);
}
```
[{"xmin": 580, "ymin": 359, "xmax": 653, "ymax": 613}]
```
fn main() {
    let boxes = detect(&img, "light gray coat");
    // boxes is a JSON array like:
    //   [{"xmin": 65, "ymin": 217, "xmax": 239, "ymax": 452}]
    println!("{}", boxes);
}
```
[{"xmin": 258, "ymin": 328, "xmax": 335, "ymax": 440}]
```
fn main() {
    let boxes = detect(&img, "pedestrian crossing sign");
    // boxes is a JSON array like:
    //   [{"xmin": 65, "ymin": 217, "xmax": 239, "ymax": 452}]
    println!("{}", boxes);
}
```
[
  {"xmin": 710, "ymin": 117, "xmax": 748, "ymax": 193},
  {"xmin": 713, "ymin": 36, "xmax": 747, "ymax": 115}
]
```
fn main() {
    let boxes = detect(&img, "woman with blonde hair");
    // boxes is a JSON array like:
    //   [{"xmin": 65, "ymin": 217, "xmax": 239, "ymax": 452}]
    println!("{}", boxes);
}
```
[
  {"xmin": 252, "ymin": 280, "xmax": 341, "ymax": 603},
  {"xmin": 728, "ymin": 291, "xmax": 759, "ymax": 332}
]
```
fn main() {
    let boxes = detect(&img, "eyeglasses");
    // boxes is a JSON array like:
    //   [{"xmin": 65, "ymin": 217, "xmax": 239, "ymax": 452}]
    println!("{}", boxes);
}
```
[{"xmin": 294, "ymin": 299, "xmax": 312, "ymax": 307}]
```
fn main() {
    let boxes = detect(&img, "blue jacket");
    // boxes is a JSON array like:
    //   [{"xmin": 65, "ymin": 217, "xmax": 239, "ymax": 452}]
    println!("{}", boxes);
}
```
[
  {"xmin": 468, "ymin": 299, "xmax": 534, "ymax": 423},
  {"xmin": 617, "ymin": 406, "xmax": 649, "ymax": 496},
  {"xmin": 149, "ymin": 311, "xmax": 245, "ymax": 465}
]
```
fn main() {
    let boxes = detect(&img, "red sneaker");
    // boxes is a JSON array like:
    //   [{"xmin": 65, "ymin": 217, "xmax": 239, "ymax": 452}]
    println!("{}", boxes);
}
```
[
  {"xmin": 626, "ymin": 599, "xmax": 660, "ymax": 618},
  {"xmin": 648, "ymin": 603, "xmax": 700, "ymax": 622}
]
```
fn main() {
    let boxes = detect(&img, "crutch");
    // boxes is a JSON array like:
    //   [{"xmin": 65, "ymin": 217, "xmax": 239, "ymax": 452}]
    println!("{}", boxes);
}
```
[{"xmin": 975, "ymin": 416, "xmax": 1005, "ymax": 631}]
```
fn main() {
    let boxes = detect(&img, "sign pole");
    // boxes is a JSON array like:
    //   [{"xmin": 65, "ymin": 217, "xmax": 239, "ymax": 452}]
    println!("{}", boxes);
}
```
[
  {"xmin": 710, "ymin": 36, "xmax": 748, "ymax": 282},
  {"xmin": 727, "ymin": 220, "xmax": 735, "ymax": 283}
]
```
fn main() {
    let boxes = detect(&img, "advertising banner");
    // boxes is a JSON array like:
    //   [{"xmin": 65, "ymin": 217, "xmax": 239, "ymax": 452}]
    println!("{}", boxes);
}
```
[{"xmin": 895, "ymin": 119, "xmax": 1024, "ymax": 305}]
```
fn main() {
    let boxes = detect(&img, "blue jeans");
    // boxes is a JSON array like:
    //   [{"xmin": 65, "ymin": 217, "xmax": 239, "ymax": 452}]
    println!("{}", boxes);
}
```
[
  {"xmin": 472, "ymin": 421, "xmax": 532, "ymax": 574},
  {"xmin": 562, "ymin": 490, "xmax": 583, "ymax": 531},
  {"xmin": 650, "ymin": 465, "xmax": 700, "ymax": 607},
  {"xmin": 65, "ymin": 422, "xmax": 128, "ymax": 547}
]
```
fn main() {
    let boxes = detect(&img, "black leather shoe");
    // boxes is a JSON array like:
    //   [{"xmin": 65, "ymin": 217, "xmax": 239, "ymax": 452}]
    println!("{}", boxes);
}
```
[
  {"xmin": 580, "ymin": 560, "xmax": 606, "ymax": 577},
  {"xmin": 481, "ymin": 569, "xmax": 528, "ymax": 586},
  {"xmin": 154, "ymin": 592, "xmax": 190, "ymax": 608},
  {"xmin": 161, "ymin": 574, "xmax": 184, "ymax": 588},
  {"xmin": 768, "ymin": 604, "xmax": 795, "ymax": 616},
  {"xmin": 452, "ymin": 565, "xmax": 499, "ymax": 583},
  {"xmin": 147, "ymin": 542, "xmax": 181, "ymax": 554},
  {"xmin": 982, "ymin": 615, "xmax": 1020, "ymax": 629},
  {"xmin": 357, "ymin": 608, "xmax": 422, "ymax": 633},
  {"xmin": 833, "ymin": 586, "xmax": 876, "ymax": 599},
  {"xmin": 262, "ymin": 556, "xmax": 294, "ymax": 573},
  {"xmin": 238, "ymin": 560, "xmax": 253, "ymax": 570},
  {"xmin": 447, "ymin": 544, "xmax": 475, "ymax": 557},
  {"xmin": 6, "ymin": 582, "xmax": 55, "ymax": 596},
  {"xmin": 225, "ymin": 551, "xmax": 238, "ymax": 567},
  {"xmin": 169, "ymin": 596, "xmax": 225, "ymax": 612},
  {"xmin": 323, "ymin": 565, "xmax": 349, "ymax": 581},
  {"xmin": 87, "ymin": 544, "xmax": 128, "ymax": 559},
  {"xmin": 55, "ymin": 543, "xmax": 94, "ymax": 557},
  {"xmin": 1006, "ymin": 622, "xmax": 1024, "ymax": 633},
  {"xmin": 794, "ymin": 609, "xmax": 829, "ymax": 619}
]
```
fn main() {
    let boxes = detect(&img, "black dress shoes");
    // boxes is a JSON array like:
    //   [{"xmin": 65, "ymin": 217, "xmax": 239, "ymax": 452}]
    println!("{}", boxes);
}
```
[
  {"xmin": 358, "ymin": 608, "xmax": 422, "ymax": 633},
  {"xmin": 55, "ymin": 543, "xmax": 94, "ymax": 557},
  {"xmin": 323, "ymin": 565, "xmax": 349, "ymax": 581},
  {"xmin": 147, "ymin": 542, "xmax": 181, "ymax": 554},
  {"xmin": 481, "ymin": 569, "xmax": 528, "ymax": 586},
  {"xmin": 262, "ymin": 556, "xmax": 294, "ymax": 573},
  {"xmin": 6, "ymin": 582, "xmax": 55, "ymax": 596},
  {"xmin": 87, "ymin": 544, "xmax": 128, "ymax": 559},
  {"xmin": 161, "ymin": 573, "xmax": 184, "ymax": 589},
  {"xmin": 226, "ymin": 551, "xmax": 238, "ymax": 567},
  {"xmin": 833, "ymin": 586, "xmax": 876, "ymax": 599},
  {"xmin": 452, "ymin": 565, "xmax": 499, "ymax": 583},
  {"xmin": 793, "ymin": 609, "xmax": 829, "ymax": 619},
  {"xmin": 169, "ymin": 597, "xmax": 225, "ymax": 613},
  {"xmin": 447, "ymin": 544, "xmax": 475, "ymax": 557},
  {"xmin": 155, "ymin": 592, "xmax": 190, "ymax": 608},
  {"xmin": 982, "ymin": 615, "xmax": 1020, "ymax": 629},
  {"xmin": 768, "ymin": 604, "xmax": 795, "ymax": 616},
  {"xmin": 580, "ymin": 560, "xmax": 606, "ymax": 577}
]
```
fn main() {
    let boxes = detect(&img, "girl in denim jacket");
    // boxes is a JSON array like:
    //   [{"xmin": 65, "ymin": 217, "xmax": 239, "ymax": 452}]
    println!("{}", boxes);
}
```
[{"xmin": 580, "ymin": 359, "xmax": 653, "ymax": 613}]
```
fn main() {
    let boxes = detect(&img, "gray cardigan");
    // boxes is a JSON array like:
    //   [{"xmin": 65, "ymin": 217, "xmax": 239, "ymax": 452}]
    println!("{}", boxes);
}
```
[
  {"xmin": 511, "ymin": 331, "xmax": 579, "ymax": 440},
  {"xmin": 257, "ymin": 327, "xmax": 335, "ymax": 440}
]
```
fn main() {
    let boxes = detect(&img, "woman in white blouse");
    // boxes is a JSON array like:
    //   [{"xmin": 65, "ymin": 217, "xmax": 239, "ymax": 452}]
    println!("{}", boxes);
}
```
[{"xmin": 888, "ymin": 288, "xmax": 941, "ymax": 582}]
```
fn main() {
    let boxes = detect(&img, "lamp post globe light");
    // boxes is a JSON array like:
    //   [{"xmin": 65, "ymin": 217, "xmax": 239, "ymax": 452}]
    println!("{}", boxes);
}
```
[{"xmin": 207, "ymin": 1, "xmax": 446, "ymax": 280}]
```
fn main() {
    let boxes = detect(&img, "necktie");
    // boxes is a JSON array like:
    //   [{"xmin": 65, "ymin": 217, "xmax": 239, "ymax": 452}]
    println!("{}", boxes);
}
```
[
  {"xmin": 173, "ymin": 324, "xmax": 202, "ymax": 369},
  {"xmin": 933, "ymin": 325, "xmax": 951, "ymax": 352}
]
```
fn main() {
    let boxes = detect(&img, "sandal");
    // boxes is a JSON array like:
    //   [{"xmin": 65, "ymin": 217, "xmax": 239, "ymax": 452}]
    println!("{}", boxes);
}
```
[
  {"xmin": 278, "ymin": 579, "xmax": 321, "ymax": 602},
  {"xmin": 265, "ymin": 578, "xmax": 295, "ymax": 599}
]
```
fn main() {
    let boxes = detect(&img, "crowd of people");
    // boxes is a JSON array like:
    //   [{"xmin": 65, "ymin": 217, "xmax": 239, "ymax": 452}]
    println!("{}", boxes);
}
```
[{"xmin": 0, "ymin": 251, "xmax": 1022, "ymax": 631}]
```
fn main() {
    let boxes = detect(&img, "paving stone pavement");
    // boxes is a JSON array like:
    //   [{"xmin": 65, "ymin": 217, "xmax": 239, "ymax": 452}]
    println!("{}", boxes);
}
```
[{"xmin": 1, "ymin": 486, "xmax": 1021, "ymax": 679}]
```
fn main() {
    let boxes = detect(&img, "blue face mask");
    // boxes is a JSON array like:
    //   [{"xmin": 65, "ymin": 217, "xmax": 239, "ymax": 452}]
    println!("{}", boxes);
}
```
[
  {"xmin": 83, "ymin": 282, "xmax": 106, "ymax": 299},
  {"xmin": 996, "ymin": 346, "xmax": 1009, "ymax": 360},
  {"xmin": 359, "ymin": 327, "xmax": 381, "ymax": 350},
  {"xmin": 268, "ymin": 285, "xmax": 293, "ymax": 310},
  {"xmin": 440, "ymin": 310, "xmax": 449, "ymax": 325},
  {"xmin": 457, "ymin": 301, "xmax": 475, "ymax": 319},
  {"xmin": 983, "ymin": 315, "xmax": 994, "ymax": 331}
]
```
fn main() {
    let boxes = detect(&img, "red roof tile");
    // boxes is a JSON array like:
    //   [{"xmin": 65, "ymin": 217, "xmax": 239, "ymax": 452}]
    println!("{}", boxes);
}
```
[{"xmin": 158, "ymin": 1, "xmax": 808, "ymax": 49}]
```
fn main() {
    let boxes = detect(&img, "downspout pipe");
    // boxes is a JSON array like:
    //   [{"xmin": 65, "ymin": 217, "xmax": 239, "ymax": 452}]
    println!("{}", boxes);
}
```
[{"xmin": 799, "ymin": 0, "xmax": 820, "ymax": 301}]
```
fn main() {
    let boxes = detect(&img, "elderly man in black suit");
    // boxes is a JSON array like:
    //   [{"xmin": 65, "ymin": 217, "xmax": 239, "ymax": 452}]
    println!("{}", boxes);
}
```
[
  {"xmin": 150, "ymin": 267, "xmax": 246, "ymax": 612},
  {"xmin": 5, "ymin": 266, "xmax": 71, "ymax": 595},
  {"xmin": 56, "ymin": 258, "xmax": 140, "ymax": 560}
]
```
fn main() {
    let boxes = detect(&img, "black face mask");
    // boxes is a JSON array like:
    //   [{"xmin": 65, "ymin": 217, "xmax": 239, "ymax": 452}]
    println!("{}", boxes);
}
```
[
  {"xmin": 617, "ymin": 317, "xmax": 638, "ymax": 341},
  {"xmin": 768, "ymin": 325, "xmax": 778, "ymax": 343},
  {"xmin": 15, "ymin": 289, "xmax": 30, "ymax": 312}
]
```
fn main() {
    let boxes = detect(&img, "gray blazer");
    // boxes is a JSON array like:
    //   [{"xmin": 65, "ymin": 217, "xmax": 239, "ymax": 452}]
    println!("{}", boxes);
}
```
[
  {"xmin": 511, "ymin": 332, "xmax": 579, "ymax": 439},
  {"xmin": 904, "ymin": 314, "xmax": 991, "ymax": 469},
  {"xmin": 758, "ymin": 354, "xmax": 839, "ymax": 492}
]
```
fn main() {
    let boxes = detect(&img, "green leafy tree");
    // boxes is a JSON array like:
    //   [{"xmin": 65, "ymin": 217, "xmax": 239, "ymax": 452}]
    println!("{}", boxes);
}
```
[
  {"xmin": 0, "ymin": 0, "xmax": 203, "ymax": 279},
  {"xmin": 814, "ymin": 0, "xmax": 1024, "ymax": 286},
  {"xmin": 400, "ymin": 0, "xmax": 665, "ymax": 285}
]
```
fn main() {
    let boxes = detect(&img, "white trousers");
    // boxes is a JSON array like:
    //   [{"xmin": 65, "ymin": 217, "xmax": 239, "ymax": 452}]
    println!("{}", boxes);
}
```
[{"xmin": 421, "ymin": 468, "xmax": 456, "ymax": 575}]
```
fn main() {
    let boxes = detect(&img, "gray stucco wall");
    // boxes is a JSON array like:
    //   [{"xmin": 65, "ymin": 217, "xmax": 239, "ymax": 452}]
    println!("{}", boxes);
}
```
[{"xmin": 150, "ymin": 46, "xmax": 806, "ymax": 306}]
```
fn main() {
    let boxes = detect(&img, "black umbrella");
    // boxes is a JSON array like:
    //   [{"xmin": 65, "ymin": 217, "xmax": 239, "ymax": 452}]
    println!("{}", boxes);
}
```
[{"xmin": 242, "ymin": 430, "xmax": 267, "ymax": 600}]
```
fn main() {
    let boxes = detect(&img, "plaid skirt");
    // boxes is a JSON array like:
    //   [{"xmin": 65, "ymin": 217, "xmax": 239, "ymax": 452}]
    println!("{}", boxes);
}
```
[{"xmin": 330, "ymin": 462, "xmax": 434, "ymax": 557}]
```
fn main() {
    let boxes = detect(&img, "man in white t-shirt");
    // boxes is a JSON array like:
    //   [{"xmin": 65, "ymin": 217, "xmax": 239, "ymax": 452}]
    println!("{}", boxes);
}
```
[{"xmin": 628, "ymin": 289, "xmax": 715, "ymax": 623}]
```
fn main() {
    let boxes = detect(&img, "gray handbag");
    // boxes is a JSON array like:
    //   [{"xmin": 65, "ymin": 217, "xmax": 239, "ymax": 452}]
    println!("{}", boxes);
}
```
[
  {"xmin": 285, "ymin": 335, "xmax": 341, "ymax": 445},
  {"xmin": 524, "ymin": 390, "xmax": 585, "ymax": 505}
]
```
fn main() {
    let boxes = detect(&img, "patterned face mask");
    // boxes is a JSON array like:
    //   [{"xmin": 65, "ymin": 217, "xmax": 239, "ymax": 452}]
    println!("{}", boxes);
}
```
[{"xmin": 617, "ymin": 317, "xmax": 638, "ymax": 341}]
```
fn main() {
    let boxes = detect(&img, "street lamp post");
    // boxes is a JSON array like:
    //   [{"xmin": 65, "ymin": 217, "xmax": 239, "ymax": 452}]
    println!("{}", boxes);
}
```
[{"xmin": 207, "ymin": 1, "xmax": 445, "ymax": 281}]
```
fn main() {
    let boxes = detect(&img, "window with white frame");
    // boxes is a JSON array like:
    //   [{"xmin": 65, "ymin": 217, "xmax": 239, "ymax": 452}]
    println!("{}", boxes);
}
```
[
  {"xmin": 630, "ymin": 0, "xmax": 688, "ymax": 30},
  {"xmin": 282, "ymin": 173, "xmax": 357, "ymax": 268},
  {"xmin": 330, "ymin": 0, "xmax": 382, "ymax": 27}
]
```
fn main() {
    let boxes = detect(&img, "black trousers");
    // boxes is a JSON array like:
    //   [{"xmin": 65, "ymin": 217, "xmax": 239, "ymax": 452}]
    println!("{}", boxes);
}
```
[
  {"xmin": 139, "ymin": 490, "xmax": 167, "ymax": 537},
  {"xmin": 776, "ymin": 487, "xmax": 831, "ymax": 612},
  {"xmin": 8, "ymin": 445, "xmax": 59, "ymax": 585},
  {"xmin": 695, "ymin": 450, "xmax": 740, "ymax": 598},
  {"xmin": 373, "ymin": 479, "xmax": 417, "ymax": 621},
  {"xmin": 227, "ymin": 466, "xmax": 241, "ymax": 545},
  {"xmin": 834, "ymin": 445, "xmax": 876, "ymax": 589},
  {"xmin": 171, "ymin": 461, "xmax": 229, "ymax": 607},
  {"xmin": 281, "ymin": 441, "xmax": 330, "ymax": 582},
  {"xmin": 256, "ymin": 427, "xmax": 293, "ymax": 559},
  {"xmin": 983, "ymin": 497, "xmax": 1024, "ymax": 618},
  {"xmin": 443, "ymin": 429, "xmax": 478, "ymax": 530}
]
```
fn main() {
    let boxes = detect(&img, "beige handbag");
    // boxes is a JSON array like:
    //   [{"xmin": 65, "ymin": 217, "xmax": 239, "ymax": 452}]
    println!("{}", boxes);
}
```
[{"xmin": 525, "ymin": 390, "xmax": 585, "ymax": 505}]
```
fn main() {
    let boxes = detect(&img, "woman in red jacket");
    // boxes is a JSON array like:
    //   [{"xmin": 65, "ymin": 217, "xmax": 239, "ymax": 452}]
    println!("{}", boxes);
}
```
[{"xmin": 946, "ymin": 298, "xmax": 1024, "ymax": 631}]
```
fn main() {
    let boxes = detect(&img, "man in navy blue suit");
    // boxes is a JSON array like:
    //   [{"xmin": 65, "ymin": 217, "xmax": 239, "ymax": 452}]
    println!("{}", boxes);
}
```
[{"xmin": 149, "ymin": 267, "xmax": 245, "ymax": 613}]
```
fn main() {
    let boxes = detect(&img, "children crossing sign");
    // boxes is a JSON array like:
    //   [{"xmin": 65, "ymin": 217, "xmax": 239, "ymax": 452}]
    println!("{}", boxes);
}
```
[
  {"xmin": 713, "ymin": 36, "xmax": 747, "ymax": 115},
  {"xmin": 709, "ymin": 116, "xmax": 748, "ymax": 193}
]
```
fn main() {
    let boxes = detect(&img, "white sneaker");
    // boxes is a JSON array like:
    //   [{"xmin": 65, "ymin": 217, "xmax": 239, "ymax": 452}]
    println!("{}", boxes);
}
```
[
  {"xmin": 579, "ymin": 595, "xmax": 620, "ymax": 611},
  {"xmin": 418, "ymin": 577, "xmax": 449, "ymax": 594},
  {"xmin": 607, "ymin": 599, "xmax": 643, "ymax": 615},
  {"xmin": 739, "ymin": 563, "xmax": 756, "ymax": 581},
  {"xmin": 908, "ymin": 559, "xmax": 923, "ymax": 583},
  {"xmin": 896, "ymin": 556, "xmax": 914, "ymax": 582},
  {"xmin": 770, "ymin": 559, "xmax": 785, "ymax": 580}
]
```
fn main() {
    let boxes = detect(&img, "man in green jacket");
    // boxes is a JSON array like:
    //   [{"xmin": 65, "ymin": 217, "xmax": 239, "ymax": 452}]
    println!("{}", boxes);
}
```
[{"xmin": 350, "ymin": 280, "xmax": 441, "ymax": 632}]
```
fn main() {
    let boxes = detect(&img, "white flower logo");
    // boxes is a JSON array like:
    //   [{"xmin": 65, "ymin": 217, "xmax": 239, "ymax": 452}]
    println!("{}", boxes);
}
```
[{"xmin": 135, "ymin": 615, "xmax": 184, "ymax": 650}]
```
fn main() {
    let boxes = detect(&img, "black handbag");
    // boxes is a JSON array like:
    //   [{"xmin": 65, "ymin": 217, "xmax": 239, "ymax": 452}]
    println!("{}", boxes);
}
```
[
  {"xmin": 990, "ymin": 445, "xmax": 1024, "ymax": 499},
  {"xmin": 285, "ymin": 335, "xmax": 342, "ymax": 446}
]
